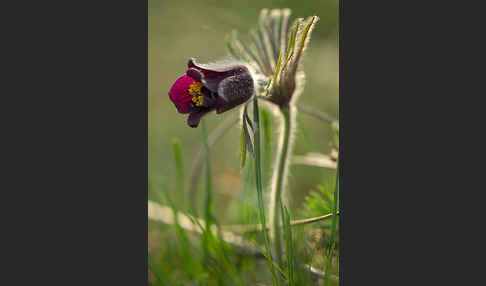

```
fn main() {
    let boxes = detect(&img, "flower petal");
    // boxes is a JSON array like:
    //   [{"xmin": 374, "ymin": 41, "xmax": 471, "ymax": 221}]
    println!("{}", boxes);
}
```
[
  {"xmin": 188, "ymin": 58, "xmax": 247, "ymax": 93},
  {"xmin": 168, "ymin": 74, "xmax": 197, "ymax": 114},
  {"xmin": 187, "ymin": 109, "xmax": 210, "ymax": 128},
  {"xmin": 186, "ymin": 68, "xmax": 203, "ymax": 81},
  {"xmin": 216, "ymin": 71, "xmax": 254, "ymax": 113}
]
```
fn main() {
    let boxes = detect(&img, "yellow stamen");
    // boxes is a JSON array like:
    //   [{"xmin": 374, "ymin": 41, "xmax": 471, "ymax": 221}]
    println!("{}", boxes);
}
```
[
  {"xmin": 188, "ymin": 82, "xmax": 204, "ymax": 107},
  {"xmin": 188, "ymin": 82, "xmax": 203, "ymax": 96},
  {"xmin": 192, "ymin": 95, "xmax": 204, "ymax": 106}
]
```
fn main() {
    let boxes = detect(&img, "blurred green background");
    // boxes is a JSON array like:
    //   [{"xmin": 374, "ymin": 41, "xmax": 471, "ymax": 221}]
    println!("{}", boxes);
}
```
[{"xmin": 149, "ymin": 0, "xmax": 338, "ymax": 217}]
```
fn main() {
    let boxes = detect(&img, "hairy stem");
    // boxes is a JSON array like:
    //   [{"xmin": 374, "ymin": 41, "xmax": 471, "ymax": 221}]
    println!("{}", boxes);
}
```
[{"xmin": 269, "ymin": 105, "xmax": 293, "ymax": 268}]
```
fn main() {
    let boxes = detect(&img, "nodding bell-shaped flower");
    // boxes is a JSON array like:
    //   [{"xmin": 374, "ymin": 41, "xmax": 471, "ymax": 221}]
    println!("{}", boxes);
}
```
[{"xmin": 169, "ymin": 59, "xmax": 254, "ymax": 128}]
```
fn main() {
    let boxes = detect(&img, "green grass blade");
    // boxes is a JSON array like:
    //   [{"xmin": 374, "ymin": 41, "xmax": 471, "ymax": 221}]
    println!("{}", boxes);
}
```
[
  {"xmin": 250, "ymin": 238, "xmax": 287, "ymax": 280},
  {"xmin": 160, "ymin": 181, "xmax": 196, "ymax": 279},
  {"xmin": 148, "ymin": 252, "xmax": 173, "ymax": 285},
  {"xmin": 172, "ymin": 138, "xmax": 184, "ymax": 209},
  {"xmin": 244, "ymin": 108, "xmax": 254, "ymax": 131},
  {"xmin": 253, "ymin": 96, "xmax": 278, "ymax": 285},
  {"xmin": 261, "ymin": 108, "xmax": 272, "ymax": 182},
  {"xmin": 242, "ymin": 104, "xmax": 254, "ymax": 155},
  {"xmin": 201, "ymin": 121, "xmax": 213, "ymax": 265},
  {"xmin": 240, "ymin": 127, "xmax": 247, "ymax": 168},
  {"xmin": 324, "ymin": 155, "xmax": 339, "ymax": 286},
  {"xmin": 281, "ymin": 205, "xmax": 294, "ymax": 286}
]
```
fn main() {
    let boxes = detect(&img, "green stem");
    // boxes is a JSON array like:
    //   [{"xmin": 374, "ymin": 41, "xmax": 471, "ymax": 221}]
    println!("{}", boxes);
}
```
[
  {"xmin": 269, "ymin": 105, "xmax": 293, "ymax": 269},
  {"xmin": 253, "ymin": 96, "xmax": 278, "ymax": 285},
  {"xmin": 201, "ymin": 121, "xmax": 212, "ymax": 265}
]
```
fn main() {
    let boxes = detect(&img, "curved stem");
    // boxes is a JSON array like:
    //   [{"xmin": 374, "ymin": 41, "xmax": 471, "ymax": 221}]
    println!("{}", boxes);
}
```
[
  {"xmin": 225, "ymin": 211, "xmax": 340, "ymax": 233},
  {"xmin": 295, "ymin": 104, "xmax": 337, "ymax": 124},
  {"xmin": 257, "ymin": 95, "xmax": 337, "ymax": 124},
  {"xmin": 269, "ymin": 105, "xmax": 293, "ymax": 267}
]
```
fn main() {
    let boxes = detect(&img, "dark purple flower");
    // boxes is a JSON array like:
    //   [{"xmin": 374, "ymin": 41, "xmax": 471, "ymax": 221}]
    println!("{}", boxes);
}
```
[{"xmin": 168, "ymin": 59, "xmax": 254, "ymax": 128}]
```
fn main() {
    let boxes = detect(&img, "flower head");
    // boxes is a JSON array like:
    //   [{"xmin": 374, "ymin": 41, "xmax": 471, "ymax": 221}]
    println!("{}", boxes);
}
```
[
  {"xmin": 169, "ymin": 59, "xmax": 254, "ymax": 128},
  {"xmin": 226, "ymin": 9, "xmax": 318, "ymax": 106}
]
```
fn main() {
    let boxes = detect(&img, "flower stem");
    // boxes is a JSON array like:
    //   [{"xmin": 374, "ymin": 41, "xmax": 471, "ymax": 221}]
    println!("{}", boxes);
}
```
[
  {"xmin": 201, "ymin": 121, "xmax": 212, "ymax": 265},
  {"xmin": 253, "ymin": 96, "xmax": 278, "ymax": 285},
  {"xmin": 269, "ymin": 105, "xmax": 293, "ymax": 268}
]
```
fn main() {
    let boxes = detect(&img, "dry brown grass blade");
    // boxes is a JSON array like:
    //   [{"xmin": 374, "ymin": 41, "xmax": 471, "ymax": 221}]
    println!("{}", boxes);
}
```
[
  {"xmin": 148, "ymin": 200, "xmax": 261, "ymax": 256},
  {"xmin": 150, "ymin": 199, "xmax": 337, "ymax": 234},
  {"xmin": 292, "ymin": 153, "xmax": 337, "ymax": 169},
  {"xmin": 295, "ymin": 104, "xmax": 337, "ymax": 124},
  {"xmin": 224, "ymin": 211, "xmax": 339, "ymax": 233},
  {"xmin": 148, "ymin": 200, "xmax": 338, "ymax": 281}
]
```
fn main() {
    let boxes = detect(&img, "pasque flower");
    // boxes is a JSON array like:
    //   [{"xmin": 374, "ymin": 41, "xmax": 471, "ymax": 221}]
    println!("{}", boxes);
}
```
[
  {"xmin": 225, "ymin": 9, "xmax": 320, "ymax": 272},
  {"xmin": 226, "ymin": 9, "xmax": 318, "ymax": 107},
  {"xmin": 169, "ymin": 59, "xmax": 254, "ymax": 127}
]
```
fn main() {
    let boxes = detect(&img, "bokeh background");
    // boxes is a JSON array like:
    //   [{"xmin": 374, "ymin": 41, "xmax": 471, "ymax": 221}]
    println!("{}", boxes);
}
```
[{"xmin": 149, "ymin": 0, "xmax": 338, "ymax": 223}]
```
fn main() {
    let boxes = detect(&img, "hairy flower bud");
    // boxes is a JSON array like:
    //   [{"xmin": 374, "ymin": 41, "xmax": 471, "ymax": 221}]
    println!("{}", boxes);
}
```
[
  {"xmin": 169, "ymin": 59, "xmax": 254, "ymax": 128},
  {"xmin": 226, "ymin": 9, "xmax": 318, "ymax": 107}
]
